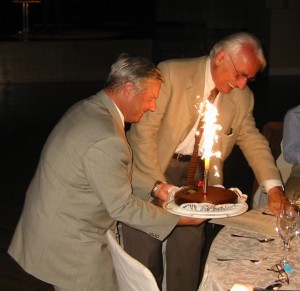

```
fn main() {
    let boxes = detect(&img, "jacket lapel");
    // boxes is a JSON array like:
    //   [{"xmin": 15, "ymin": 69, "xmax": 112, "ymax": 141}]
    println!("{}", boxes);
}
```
[
  {"xmin": 217, "ymin": 92, "xmax": 236, "ymax": 133},
  {"xmin": 94, "ymin": 91, "xmax": 132, "ymax": 158},
  {"xmin": 186, "ymin": 57, "xmax": 207, "ymax": 130}
]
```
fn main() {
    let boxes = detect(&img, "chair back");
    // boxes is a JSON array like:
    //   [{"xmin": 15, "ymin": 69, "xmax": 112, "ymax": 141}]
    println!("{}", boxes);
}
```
[{"xmin": 106, "ymin": 229, "xmax": 160, "ymax": 291}]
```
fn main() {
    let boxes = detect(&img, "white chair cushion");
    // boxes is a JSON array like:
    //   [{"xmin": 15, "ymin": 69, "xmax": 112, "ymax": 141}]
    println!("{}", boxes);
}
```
[{"xmin": 106, "ymin": 229, "xmax": 160, "ymax": 291}]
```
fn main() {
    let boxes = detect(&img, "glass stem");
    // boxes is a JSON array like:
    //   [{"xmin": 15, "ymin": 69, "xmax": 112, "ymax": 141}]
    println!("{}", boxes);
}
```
[{"xmin": 282, "ymin": 239, "xmax": 289, "ymax": 264}]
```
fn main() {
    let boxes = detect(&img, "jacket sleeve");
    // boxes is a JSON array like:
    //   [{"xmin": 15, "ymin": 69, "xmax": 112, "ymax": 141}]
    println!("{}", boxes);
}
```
[
  {"xmin": 83, "ymin": 136, "xmax": 178, "ymax": 240},
  {"xmin": 232, "ymin": 89, "xmax": 281, "ymax": 185}
]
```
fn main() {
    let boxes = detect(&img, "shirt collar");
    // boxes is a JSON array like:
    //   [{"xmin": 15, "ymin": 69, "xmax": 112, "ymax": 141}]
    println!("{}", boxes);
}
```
[
  {"xmin": 111, "ymin": 100, "xmax": 125, "ymax": 127},
  {"xmin": 205, "ymin": 59, "xmax": 216, "ymax": 95}
]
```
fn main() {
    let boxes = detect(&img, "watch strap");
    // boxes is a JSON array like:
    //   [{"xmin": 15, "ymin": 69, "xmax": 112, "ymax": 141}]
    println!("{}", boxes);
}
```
[{"xmin": 150, "ymin": 180, "xmax": 164, "ymax": 198}]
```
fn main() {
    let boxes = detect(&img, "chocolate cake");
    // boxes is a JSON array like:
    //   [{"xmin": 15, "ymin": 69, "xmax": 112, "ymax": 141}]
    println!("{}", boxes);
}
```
[{"xmin": 174, "ymin": 186, "xmax": 238, "ymax": 206}]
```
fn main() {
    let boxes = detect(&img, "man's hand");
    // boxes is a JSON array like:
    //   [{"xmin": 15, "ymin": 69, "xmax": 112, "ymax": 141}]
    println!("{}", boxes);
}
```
[
  {"xmin": 155, "ymin": 183, "xmax": 175, "ymax": 202},
  {"xmin": 268, "ymin": 186, "xmax": 289, "ymax": 216}
]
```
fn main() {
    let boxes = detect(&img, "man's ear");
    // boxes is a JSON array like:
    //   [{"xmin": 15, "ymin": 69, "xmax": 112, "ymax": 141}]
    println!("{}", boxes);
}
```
[
  {"xmin": 123, "ymin": 82, "xmax": 135, "ymax": 97},
  {"xmin": 215, "ymin": 50, "xmax": 226, "ymax": 66}
]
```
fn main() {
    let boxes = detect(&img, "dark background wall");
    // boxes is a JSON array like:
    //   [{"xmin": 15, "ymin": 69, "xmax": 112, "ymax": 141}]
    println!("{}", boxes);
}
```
[{"xmin": 0, "ymin": 1, "xmax": 299, "ymax": 289}]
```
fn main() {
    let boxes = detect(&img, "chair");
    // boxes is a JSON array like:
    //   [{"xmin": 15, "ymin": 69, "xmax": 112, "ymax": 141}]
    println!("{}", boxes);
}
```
[{"xmin": 106, "ymin": 229, "xmax": 160, "ymax": 291}]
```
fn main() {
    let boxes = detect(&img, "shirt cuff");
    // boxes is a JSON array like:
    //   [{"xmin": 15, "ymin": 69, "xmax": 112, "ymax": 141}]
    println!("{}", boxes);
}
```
[{"xmin": 261, "ymin": 180, "xmax": 283, "ymax": 193}]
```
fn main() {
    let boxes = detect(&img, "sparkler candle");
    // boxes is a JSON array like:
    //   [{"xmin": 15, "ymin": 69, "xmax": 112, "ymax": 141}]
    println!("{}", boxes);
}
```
[
  {"xmin": 203, "ymin": 157, "xmax": 209, "ymax": 193},
  {"xmin": 200, "ymin": 100, "xmax": 221, "ymax": 193}
]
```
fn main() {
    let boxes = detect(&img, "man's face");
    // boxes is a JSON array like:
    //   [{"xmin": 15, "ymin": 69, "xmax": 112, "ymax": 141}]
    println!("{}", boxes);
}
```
[
  {"xmin": 212, "ymin": 45, "xmax": 261, "ymax": 94},
  {"xmin": 124, "ymin": 79, "xmax": 162, "ymax": 123}
]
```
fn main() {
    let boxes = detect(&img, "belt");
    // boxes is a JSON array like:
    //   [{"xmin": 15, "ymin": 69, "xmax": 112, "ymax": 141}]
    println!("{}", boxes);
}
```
[{"xmin": 173, "ymin": 153, "xmax": 192, "ymax": 162}]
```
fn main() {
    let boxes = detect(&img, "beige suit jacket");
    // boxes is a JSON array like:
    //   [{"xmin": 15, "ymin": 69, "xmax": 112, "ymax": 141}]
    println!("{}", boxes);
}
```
[
  {"xmin": 127, "ymin": 56, "xmax": 281, "ymax": 189},
  {"xmin": 8, "ymin": 91, "xmax": 178, "ymax": 290}
]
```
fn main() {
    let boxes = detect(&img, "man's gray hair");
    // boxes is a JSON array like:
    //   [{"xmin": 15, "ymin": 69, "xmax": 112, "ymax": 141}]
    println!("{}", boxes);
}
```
[
  {"xmin": 209, "ymin": 32, "xmax": 266, "ymax": 70},
  {"xmin": 105, "ymin": 53, "xmax": 163, "ymax": 93}
]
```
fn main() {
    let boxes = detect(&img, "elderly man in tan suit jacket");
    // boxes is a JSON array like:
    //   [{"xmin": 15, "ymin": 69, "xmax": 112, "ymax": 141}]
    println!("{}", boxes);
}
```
[
  {"xmin": 122, "ymin": 33, "xmax": 288, "ymax": 291},
  {"xmin": 8, "ymin": 54, "xmax": 205, "ymax": 291}
]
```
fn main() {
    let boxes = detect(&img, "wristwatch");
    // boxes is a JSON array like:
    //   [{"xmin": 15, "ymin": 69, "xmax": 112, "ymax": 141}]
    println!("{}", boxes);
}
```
[{"xmin": 150, "ymin": 180, "xmax": 165, "ymax": 198}]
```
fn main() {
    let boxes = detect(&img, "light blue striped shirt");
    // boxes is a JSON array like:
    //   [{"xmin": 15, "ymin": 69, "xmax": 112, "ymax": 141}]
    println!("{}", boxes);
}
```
[{"xmin": 283, "ymin": 104, "xmax": 300, "ymax": 164}]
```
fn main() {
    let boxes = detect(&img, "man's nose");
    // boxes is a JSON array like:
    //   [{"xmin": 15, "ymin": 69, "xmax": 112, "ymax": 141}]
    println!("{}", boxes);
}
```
[
  {"xmin": 148, "ymin": 101, "xmax": 156, "ymax": 112},
  {"xmin": 237, "ymin": 78, "xmax": 248, "ymax": 90}
]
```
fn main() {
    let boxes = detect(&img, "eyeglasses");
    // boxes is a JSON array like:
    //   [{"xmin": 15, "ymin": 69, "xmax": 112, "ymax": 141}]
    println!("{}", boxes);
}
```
[
  {"xmin": 228, "ymin": 54, "xmax": 256, "ymax": 83},
  {"xmin": 267, "ymin": 264, "xmax": 289, "ymax": 284}
]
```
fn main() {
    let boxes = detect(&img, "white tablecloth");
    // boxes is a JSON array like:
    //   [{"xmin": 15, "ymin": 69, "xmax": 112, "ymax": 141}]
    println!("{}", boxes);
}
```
[{"xmin": 198, "ymin": 211, "xmax": 300, "ymax": 291}]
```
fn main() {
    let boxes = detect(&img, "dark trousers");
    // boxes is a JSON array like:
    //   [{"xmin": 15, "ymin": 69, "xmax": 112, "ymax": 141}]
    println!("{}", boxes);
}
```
[
  {"xmin": 122, "ymin": 157, "xmax": 208, "ymax": 291},
  {"xmin": 122, "ymin": 223, "xmax": 205, "ymax": 291}
]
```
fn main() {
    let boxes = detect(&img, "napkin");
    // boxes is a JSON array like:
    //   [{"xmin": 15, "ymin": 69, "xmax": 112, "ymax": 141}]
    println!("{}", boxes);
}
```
[
  {"xmin": 167, "ymin": 186, "xmax": 180, "ymax": 202},
  {"xmin": 228, "ymin": 187, "xmax": 248, "ymax": 203}
]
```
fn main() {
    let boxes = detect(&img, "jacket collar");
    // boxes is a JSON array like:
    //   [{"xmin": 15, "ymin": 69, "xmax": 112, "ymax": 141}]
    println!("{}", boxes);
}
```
[
  {"xmin": 185, "ymin": 56, "xmax": 208, "ymax": 123},
  {"xmin": 91, "ymin": 90, "xmax": 125, "ymax": 132}
]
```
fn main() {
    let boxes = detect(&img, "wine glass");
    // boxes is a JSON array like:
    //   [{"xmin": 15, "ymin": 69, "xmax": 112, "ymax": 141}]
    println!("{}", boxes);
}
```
[
  {"xmin": 275, "ymin": 202, "xmax": 297, "ymax": 271},
  {"xmin": 290, "ymin": 190, "xmax": 300, "ymax": 238},
  {"xmin": 290, "ymin": 190, "xmax": 300, "ymax": 213},
  {"xmin": 295, "ymin": 215, "xmax": 300, "ymax": 238}
]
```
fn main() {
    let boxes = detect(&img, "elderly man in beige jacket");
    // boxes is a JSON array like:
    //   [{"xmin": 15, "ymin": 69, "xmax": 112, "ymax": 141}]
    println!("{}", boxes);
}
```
[{"xmin": 8, "ymin": 53, "xmax": 205, "ymax": 291}]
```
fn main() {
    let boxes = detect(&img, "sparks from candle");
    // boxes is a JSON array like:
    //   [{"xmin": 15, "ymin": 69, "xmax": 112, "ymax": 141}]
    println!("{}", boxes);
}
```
[{"xmin": 199, "ymin": 100, "xmax": 222, "ymax": 176}]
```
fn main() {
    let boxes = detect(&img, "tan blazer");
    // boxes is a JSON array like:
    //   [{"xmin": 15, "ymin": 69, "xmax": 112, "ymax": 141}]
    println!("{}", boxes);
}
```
[
  {"xmin": 8, "ymin": 91, "xmax": 178, "ymax": 291},
  {"xmin": 127, "ymin": 56, "xmax": 281, "ymax": 189}
]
